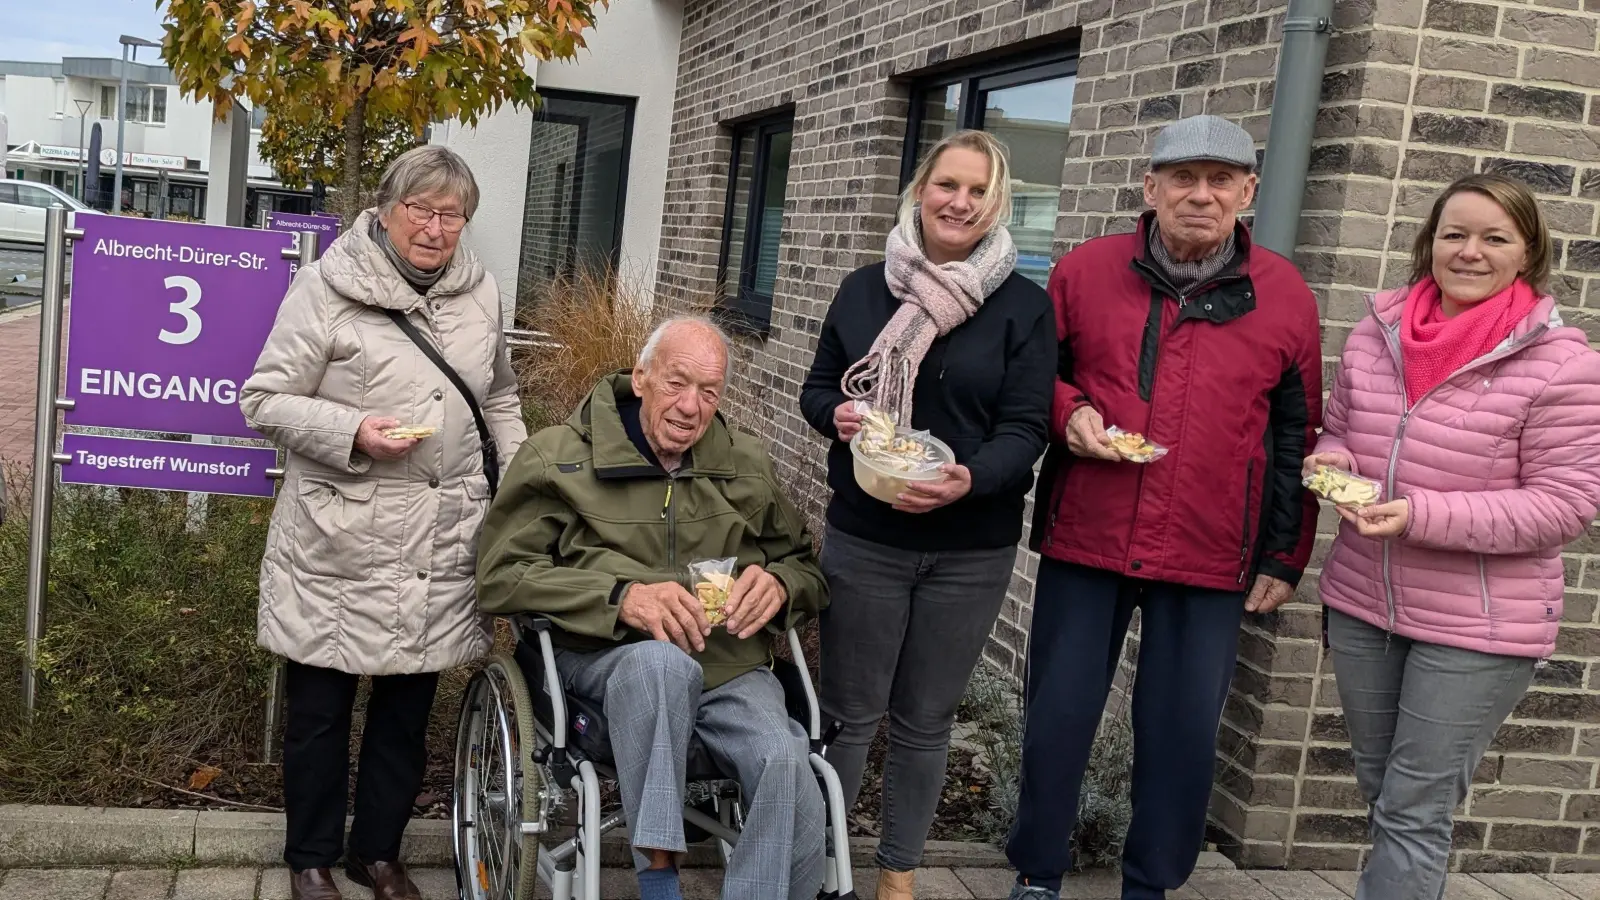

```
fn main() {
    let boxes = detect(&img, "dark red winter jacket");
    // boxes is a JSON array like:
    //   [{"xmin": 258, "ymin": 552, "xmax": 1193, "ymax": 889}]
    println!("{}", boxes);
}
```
[{"xmin": 1031, "ymin": 211, "xmax": 1323, "ymax": 592}]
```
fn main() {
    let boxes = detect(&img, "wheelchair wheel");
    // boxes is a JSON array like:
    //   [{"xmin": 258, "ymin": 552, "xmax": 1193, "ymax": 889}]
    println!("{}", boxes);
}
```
[{"xmin": 454, "ymin": 653, "xmax": 546, "ymax": 900}]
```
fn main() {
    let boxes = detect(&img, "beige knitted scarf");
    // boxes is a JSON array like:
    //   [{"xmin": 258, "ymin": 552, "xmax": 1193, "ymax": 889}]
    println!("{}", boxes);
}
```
[{"xmin": 841, "ymin": 212, "xmax": 1017, "ymax": 427}]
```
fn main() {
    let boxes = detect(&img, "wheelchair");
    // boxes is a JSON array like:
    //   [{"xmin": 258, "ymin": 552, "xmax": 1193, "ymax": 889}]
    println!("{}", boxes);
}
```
[{"xmin": 452, "ymin": 614, "xmax": 858, "ymax": 900}]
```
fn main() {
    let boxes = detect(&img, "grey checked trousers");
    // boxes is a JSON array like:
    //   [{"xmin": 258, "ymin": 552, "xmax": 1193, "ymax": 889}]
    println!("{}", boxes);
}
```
[{"xmin": 556, "ymin": 640, "xmax": 826, "ymax": 900}]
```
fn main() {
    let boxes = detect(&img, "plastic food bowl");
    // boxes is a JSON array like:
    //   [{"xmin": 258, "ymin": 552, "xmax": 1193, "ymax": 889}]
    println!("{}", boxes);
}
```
[{"xmin": 849, "ymin": 432, "xmax": 955, "ymax": 504}]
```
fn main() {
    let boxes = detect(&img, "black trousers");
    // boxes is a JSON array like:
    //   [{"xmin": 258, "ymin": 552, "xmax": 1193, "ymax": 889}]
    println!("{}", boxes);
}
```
[
  {"xmin": 1005, "ymin": 559, "xmax": 1245, "ymax": 899},
  {"xmin": 282, "ymin": 660, "xmax": 440, "ymax": 871}
]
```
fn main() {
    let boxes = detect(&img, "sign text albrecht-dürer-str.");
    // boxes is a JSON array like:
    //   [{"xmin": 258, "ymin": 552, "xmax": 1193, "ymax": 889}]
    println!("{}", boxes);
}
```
[{"xmin": 91, "ymin": 238, "xmax": 272, "ymax": 271}]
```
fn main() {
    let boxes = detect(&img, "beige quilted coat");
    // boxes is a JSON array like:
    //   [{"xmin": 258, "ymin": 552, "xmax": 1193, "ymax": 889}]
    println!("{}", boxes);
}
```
[{"xmin": 241, "ymin": 209, "xmax": 527, "ymax": 675}]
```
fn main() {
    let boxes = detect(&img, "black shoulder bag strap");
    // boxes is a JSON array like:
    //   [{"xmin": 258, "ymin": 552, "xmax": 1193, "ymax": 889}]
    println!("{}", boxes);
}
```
[{"xmin": 383, "ymin": 308, "xmax": 500, "ymax": 498}]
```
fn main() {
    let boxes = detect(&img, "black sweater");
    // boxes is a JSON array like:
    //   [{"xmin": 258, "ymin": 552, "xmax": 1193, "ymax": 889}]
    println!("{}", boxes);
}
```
[{"xmin": 799, "ymin": 263, "xmax": 1055, "ymax": 551}]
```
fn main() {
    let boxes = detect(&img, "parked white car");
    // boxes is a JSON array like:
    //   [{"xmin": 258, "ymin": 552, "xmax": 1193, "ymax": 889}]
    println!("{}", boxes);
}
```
[{"xmin": 0, "ymin": 179, "xmax": 99, "ymax": 244}]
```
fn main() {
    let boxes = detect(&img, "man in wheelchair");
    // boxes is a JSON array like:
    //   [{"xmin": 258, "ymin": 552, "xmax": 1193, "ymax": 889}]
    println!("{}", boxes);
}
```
[{"xmin": 477, "ymin": 317, "xmax": 832, "ymax": 900}]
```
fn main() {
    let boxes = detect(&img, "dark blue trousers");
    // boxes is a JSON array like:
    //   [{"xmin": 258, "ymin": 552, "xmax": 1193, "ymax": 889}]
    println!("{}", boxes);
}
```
[{"xmin": 1006, "ymin": 559, "xmax": 1244, "ymax": 899}]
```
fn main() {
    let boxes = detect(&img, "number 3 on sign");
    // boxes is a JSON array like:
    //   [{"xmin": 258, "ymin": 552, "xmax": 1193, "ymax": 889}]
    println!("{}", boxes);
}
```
[{"xmin": 159, "ymin": 275, "xmax": 202, "ymax": 345}]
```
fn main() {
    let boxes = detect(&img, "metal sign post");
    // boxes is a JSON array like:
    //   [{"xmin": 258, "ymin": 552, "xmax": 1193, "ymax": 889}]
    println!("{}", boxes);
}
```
[
  {"xmin": 23, "ymin": 207, "xmax": 74, "ymax": 715},
  {"xmin": 260, "ymin": 227, "xmax": 320, "ymax": 765}
]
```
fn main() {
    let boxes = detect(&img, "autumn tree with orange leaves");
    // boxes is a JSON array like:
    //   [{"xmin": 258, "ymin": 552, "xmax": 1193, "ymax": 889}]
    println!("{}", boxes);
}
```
[{"xmin": 160, "ymin": 0, "xmax": 608, "ymax": 211}]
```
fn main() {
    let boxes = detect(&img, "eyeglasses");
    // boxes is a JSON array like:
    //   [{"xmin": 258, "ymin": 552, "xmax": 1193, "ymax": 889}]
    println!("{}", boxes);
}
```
[{"xmin": 400, "ymin": 201, "xmax": 468, "ymax": 233}]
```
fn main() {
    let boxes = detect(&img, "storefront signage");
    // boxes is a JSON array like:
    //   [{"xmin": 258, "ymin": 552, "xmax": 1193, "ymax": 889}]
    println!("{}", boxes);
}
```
[
  {"xmin": 63, "ymin": 215, "xmax": 296, "ymax": 438},
  {"xmin": 59, "ymin": 434, "xmax": 279, "ymax": 497},
  {"xmin": 39, "ymin": 145, "xmax": 83, "ymax": 161},
  {"xmin": 98, "ymin": 149, "xmax": 188, "ymax": 170},
  {"xmin": 265, "ymin": 211, "xmax": 341, "ymax": 236}
]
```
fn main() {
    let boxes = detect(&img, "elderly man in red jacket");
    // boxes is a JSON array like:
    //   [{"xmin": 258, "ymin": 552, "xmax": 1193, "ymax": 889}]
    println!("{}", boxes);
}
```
[{"xmin": 1005, "ymin": 116, "xmax": 1323, "ymax": 900}]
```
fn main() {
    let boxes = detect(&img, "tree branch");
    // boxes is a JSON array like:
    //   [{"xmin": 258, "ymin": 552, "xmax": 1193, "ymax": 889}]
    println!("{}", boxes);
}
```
[{"xmin": 117, "ymin": 768, "xmax": 284, "ymax": 813}]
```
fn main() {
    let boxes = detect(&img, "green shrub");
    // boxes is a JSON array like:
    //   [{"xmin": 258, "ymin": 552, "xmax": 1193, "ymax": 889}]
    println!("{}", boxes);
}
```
[
  {"xmin": 0, "ymin": 473, "xmax": 276, "ymax": 805},
  {"xmin": 1073, "ymin": 709, "xmax": 1134, "ymax": 870},
  {"xmin": 959, "ymin": 661, "xmax": 1134, "ymax": 870}
]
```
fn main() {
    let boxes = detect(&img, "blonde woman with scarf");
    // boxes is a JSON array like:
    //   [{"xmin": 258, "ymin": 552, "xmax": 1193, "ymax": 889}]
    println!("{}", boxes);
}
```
[
  {"xmin": 1308, "ymin": 173, "xmax": 1600, "ymax": 899},
  {"xmin": 799, "ymin": 130, "xmax": 1054, "ymax": 900}
]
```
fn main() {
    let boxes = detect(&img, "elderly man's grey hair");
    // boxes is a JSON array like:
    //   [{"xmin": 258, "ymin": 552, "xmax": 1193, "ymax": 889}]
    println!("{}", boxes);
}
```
[
  {"xmin": 375, "ymin": 145, "xmax": 481, "ymax": 219},
  {"xmin": 638, "ymin": 316, "xmax": 733, "ymax": 379}
]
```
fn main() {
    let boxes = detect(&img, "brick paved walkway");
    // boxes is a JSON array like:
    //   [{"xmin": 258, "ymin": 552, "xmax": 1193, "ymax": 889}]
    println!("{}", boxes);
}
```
[
  {"xmin": 0, "ymin": 309, "xmax": 46, "ymax": 469},
  {"xmin": 0, "ymin": 867, "xmax": 1595, "ymax": 900}
]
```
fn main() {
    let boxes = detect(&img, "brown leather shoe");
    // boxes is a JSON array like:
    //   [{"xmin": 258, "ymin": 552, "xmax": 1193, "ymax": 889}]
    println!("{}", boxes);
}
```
[
  {"xmin": 344, "ymin": 854, "xmax": 422, "ymax": 900},
  {"xmin": 290, "ymin": 868, "xmax": 344, "ymax": 900}
]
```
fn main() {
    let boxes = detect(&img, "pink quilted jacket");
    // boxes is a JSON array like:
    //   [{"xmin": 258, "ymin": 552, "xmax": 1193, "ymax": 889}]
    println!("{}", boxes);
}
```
[{"xmin": 1315, "ymin": 286, "xmax": 1600, "ymax": 658}]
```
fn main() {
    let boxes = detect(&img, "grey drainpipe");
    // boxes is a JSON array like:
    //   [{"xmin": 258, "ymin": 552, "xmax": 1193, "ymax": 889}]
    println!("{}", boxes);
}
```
[{"xmin": 1252, "ymin": 0, "xmax": 1335, "ymax": 258}]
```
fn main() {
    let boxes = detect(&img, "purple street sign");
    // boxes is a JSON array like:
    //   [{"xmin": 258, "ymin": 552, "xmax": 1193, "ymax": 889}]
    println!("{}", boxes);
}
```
[
  {"xmin": 64, "ymin": 215, "xmax": 296, "ymax": 438},
  {"xmin": 60, "ymin": 434, "xmax": 279, "ymax": 498},
  {"xmin": 265, "ymin": 211, "xmax": 341, "ymax": 236}
]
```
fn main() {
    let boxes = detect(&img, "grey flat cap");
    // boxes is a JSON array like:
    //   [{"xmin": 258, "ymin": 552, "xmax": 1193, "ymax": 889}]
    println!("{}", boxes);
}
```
[{"xmin": 1150, "ymin": 115, "xmax": 1256, "ymax": 170}]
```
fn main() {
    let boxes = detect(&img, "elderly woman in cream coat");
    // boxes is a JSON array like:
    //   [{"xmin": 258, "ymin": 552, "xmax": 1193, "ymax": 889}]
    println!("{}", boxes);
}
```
[{"xmin": 241, "ymin": 145, "xmax": 525, "ymax": 900}]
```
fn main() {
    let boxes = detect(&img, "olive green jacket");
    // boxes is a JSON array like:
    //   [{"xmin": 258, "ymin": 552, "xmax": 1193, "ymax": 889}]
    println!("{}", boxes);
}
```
[{"xmin": 476, "ymin": 373, "xmax": 828, "ymax": 688}]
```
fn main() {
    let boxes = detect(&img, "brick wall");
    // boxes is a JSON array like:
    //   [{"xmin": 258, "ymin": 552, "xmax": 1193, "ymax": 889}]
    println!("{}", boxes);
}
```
[
  {"xmin": 1257, "ymin": 0, "xmax": 1600, "ymax": 874},
  {"xmin": 658, "ymin": 0, "xmax": 1125, "ymax": 683},
  {"xmin": 516, "ymin": 120, "xmax": 581, "ymax": 307},
  {"xmin": 655, "ymin": 0, "xmax": 1600, "ymax": 873}
]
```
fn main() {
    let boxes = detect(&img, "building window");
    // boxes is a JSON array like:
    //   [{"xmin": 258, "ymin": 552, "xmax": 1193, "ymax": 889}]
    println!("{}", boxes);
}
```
[
  {"xmin": 717, "ymin": 112, "xmax": 793, "ymax": 332},
  {"xmin": 129, "ymin": 180, "xmax": 162, "ymax": 216},
  {"xmin": 903, "ymin": 49, "xmax": 1077, "ymax": 288},
  {"xmin": 117, "ymin": 86, "xmax": 167, "ymax": 124},
  {"xmin": 167, "ymin": 184, "xmax": 205, "ymax": 220},
  {"xmin": 515, "ymin": 89, "xmax": 635, "ymax": 312}
]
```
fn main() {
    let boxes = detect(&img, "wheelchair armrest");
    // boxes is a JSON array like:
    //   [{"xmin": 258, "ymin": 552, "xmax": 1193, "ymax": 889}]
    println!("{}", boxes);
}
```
[
  {"xmin": 784, "ymin": 627, "xmax": 822, "ymax": 743},
  {"xmin": 513, "ymin": 613, "xmax": 554, "ymax": 634},
  {"xmin": 512, "ymin": 616, "xmax": 568, "ymax": 752}
]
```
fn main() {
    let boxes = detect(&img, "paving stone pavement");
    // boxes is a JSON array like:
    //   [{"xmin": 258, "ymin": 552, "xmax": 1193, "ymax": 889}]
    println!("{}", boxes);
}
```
[
  {"xmin": 2, "ymin": 867, "xmax": 1598, "ymax": 900},
  {"xmin": 0, "ymin": 307, "xmax": 48, "ymax": 469}
]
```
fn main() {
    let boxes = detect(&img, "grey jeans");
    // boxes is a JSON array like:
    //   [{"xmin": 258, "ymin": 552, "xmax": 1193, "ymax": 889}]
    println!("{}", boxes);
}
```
[
  {"xmin": 1327, "ymin": 608, "xmax": 1535, "ymax": 900},
  {"xmin": 818, "ymin": 525, "xmax": 1014, "ymax": 872},
  {"xmin": 555, "ymin": 641, "xmax": 826, "ymax": 900}
]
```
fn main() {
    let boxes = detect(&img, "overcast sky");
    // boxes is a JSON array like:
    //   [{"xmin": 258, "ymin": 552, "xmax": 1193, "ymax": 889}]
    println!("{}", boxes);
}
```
[{"xmin": 0, "ymin": 0, "xmax": 171, "ymax": 63}]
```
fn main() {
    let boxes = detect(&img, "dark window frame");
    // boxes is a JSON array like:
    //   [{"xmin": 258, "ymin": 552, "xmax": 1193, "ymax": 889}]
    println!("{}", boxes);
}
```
[
  {"xmin": 716, "ymin": 110, "xmax": 794, "ymax": 336},
  {"xmin": 899, "ymin": 47, "xmax": 1079, "ymax": 189},
  {"xmin": 524, "ymin": 87, "xmax": 637, "ymax": 282}
]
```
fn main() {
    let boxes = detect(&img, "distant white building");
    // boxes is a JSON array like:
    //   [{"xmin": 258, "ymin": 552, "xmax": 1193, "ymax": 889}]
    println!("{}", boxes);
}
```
[
  {"xmin": 430, "ymin": 0, "xmax": 683, "ymax": 320},
  {"xmin": 3, "ymin": 0, "xmax": 685, "ymax": 309},
  {"xmin": 0, "ymin": 57, "xmax": 311, "ymax": 222}
]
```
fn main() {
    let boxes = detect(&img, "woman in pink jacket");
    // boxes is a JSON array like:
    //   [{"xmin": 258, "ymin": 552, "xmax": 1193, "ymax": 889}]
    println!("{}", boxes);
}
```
[{"xmin": 1306, "ymin": 173, "xmax": 1600, "ymax": 899}]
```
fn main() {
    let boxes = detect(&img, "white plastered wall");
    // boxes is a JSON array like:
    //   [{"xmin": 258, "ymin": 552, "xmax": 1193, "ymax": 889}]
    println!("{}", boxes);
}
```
[{"xmin": 431, "ymin": 0, "xmax": 684, "ymax": 322}]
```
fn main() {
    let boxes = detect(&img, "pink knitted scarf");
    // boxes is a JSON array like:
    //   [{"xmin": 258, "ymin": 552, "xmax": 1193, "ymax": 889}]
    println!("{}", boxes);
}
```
[
  {"xmin": 841, "ymin": 214, "xmax": 1017, "ymax": 427},
  {"xmin": 1399, "ymin": 275, "xmax": 1539, "ymax": 407}
]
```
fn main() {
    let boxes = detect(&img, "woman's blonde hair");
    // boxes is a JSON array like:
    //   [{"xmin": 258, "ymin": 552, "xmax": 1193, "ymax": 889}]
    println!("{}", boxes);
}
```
[
  {"xmin": 1411, "ymin": 172, "xmax": 1551, "ymax": 293},
  {"xmin": 897, "ymin": 129, "xmax": 1013, "ymax": 236}
]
